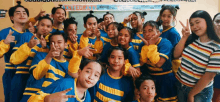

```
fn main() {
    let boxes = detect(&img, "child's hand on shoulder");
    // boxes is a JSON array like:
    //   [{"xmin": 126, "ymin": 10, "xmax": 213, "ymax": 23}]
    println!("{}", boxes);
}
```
[{"xmin": 149, "ymin": 32, "xmax": 161, "ymax": 45}]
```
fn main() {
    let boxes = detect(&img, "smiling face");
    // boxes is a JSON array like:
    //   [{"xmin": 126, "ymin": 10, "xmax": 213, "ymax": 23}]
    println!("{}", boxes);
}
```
[
  {"xmin": 77, "ymin": 62, "xmax": 102, "ymax": 88},
  {"xmin": 143, "ymin": 25, "xmax": 157, "ymax": 40},
  {"xmin": 190, "ymin": 17, "xmax": 207, "ymax": 37},
  {"xmin": 49, "ymin": 34, "xmax": 66, "ymax": 53},
  {"xmin": 37, "ymin": 19, "xmax": 53, "ymax": 37},
  {"xmin": 160, "ymin": 9, "xmax": 174, "ymax": 28},
  {"xmin": 104, "ymin": 14, "xmax": 114, "ymax": 27},
  {"xmin": 107, "ymin": 24, "xmax": 118, "ymax": 38},
  {"xmin": 65, "ymin": 24, "xmax": 77, "ymax": 39},
  {"xmin": 108, "ymin": 50, "xmax": 125, "ymax": 72},
  {"xmin": 118, "ymin": 28, "xmax": 131, "ymax": 46},
  {"xmin": 52, "ymin": 8, "xmax": 65, "ymax": 23},
  {"xmin": 138, "ymin": 80, "xmax": 156, "ymax": 102},
  {"xmin": 11, "ymin": 7, "xmax": 28, "ymax": 24},
  {"xmin": 84, "ymin": 17, "xmax": 98, "ymax": 34}
]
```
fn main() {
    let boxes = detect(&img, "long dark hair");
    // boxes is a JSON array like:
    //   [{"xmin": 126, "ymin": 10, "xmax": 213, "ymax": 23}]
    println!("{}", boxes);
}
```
[{"xmin": 185, "ymin": 10, "xmax": 220, "ymax": 47}]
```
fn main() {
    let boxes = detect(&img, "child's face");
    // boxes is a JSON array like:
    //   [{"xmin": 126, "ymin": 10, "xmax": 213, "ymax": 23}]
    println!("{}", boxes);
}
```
[
  {"xmin": 50, "ymin": 35, "xmax": 66, "ymax": 53},
  {"xmin": 104, "ymin": 14, "xmax": 114, "ymax": 27},
  {"xmin": 53, "ymin": 8, "xmax": 65, "ymax": 23},
  {"xmin": 78, "ymin": 62, "xmax": 102, "ymax": 88},
  {"xmin": 214, "ymin": 15, "xmax": 220, "ymax": 34},
  {"xmin": 108, "ymin": 50, "xmax": 125, "ymax": 71},
  {"xmin": 107, "ymin": 24, "xmax": 118, "ymax": 38},
  {"xmin": 131, "ymin": 14, "xmax": 138, "ymax": 28},
  {"xmin": 11, "ymin": 7, "xmax": 28, "ymax": 24},
  {"xmin": 160, "ymin": 9, "xmax": 174, "ymax": 27},
  {"xmin": 66, "ymin": 24, "xmax": 77, "ymax": 38},
  {"xmin": 143, "ymin": 25, "xmax": 157, "ymax": 40},
  {"xmin": 139, "ymin": 80, "xmax": 156, "ymax": 102},
  {"xmin": 85, "ymin": 17, "xmax": 97, "ymax": 34},
  {"xmin": 37, "ymin": 19, "xmax": 52, "ymax": 37},
  {"xmin": 118, "ymin": 29, "xmax": 131, "ymax": 46},
  {"xmin": 190, "ymin": 17, "xmax": 207, "ymax": 37}
]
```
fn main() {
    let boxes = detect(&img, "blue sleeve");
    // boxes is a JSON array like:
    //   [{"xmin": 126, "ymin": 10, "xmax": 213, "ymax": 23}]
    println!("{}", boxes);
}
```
[
  {"xmin": 158, "ymin": 40, "xmax": 173, "ymax": 60},
  {"xmin": 13, "ymin": 33, "xmax": 32, "ymax": 51},
  {"xmin": 123, "ymin": 78, "xmax": 134, "ymax": 101},
  {"xmin": 128, "ymin": 47, "xmax": 140, "ymax": 68},
  {"xmin": 168, "ymin": 29, "xmax": 181, "ymax": 47},
  {"xmin": 30, "ymin": 52, "xmax": 46, "ymax": 72}
]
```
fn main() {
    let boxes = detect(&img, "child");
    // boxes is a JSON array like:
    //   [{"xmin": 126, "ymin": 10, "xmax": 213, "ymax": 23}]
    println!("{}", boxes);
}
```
[
  {"xmin": 123, "ymin": 11, "xmax": 147, "ymax": 51},
  {"xmin": 138, "ymin": 20, "xmax": 177, "ymax": 101},
  {"xmin": 51, "ymin": 5, "xmax": 66, "ymax": 33},
  {"xmin": 77, "ymin": 11, "xmax": 104, "ymax": 60},
  {"xmin": 89, "ymin": 47, "xmax": 134, "ymax": 102},
  {"xmin": 174, "ymin": 10, "xmax": 220, "ymax": 102},
  {"xmin": 158, "ymin": 5, "xmax": 181, "ymax": 74},
  {"xmin": 100, "ymin": 12, "xmax": 115, "ymax": 44},
  {"xmin": 0, "ymin": 1, "xmax": 29, "ymax": 102},
  {"xmin": 118, "ymin": 26, "xmax": 141, "ymax": 77},
  {"xmin": 9, "ymin": 15, "xmax": 53, "ymax": 102},
  {"xmin": 63, "ymin": 17, "xmax": 79, "ymax": 61},
  {"xmin": 213, "ymin": 12, "xmax": 220, "ymax": 102},
  {"xmin": 132, "ymin": 75, "xmax": 156, "ymax": 102}
]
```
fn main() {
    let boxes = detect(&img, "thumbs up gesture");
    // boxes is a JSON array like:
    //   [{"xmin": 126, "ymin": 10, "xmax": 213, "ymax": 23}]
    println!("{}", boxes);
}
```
[
  {"xmin": 27, "ymin": 34, "xmax": 40, "ymax": 48},
  {"xmin": 4, "ymin": 29, "xmax": 15, "ymax": 44}
]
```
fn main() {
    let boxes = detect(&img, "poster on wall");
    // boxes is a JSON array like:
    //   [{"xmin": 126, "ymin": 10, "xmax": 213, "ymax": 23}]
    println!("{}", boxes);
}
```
[
  {"xmin": 62, "ymin": 4, "xmax": 179, "ymax": 11},
  {"xmin": 0, "ymin": 10, "xmax": 7, "ymax": 19}
]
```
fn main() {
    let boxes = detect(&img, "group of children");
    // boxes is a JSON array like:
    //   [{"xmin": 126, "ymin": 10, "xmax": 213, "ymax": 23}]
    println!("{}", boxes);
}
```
[{"xmin": 1, "ymin": 1, "xmax": 220, "ymax": 102}]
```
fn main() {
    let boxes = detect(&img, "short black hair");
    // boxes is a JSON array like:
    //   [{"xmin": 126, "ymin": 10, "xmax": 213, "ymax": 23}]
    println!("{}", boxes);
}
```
[
  {"xmin": 51, "ymin": 4, "xmax": 66, "ymax": 17},
  {"xmin": 83, "ymin": 11, "xmax": 98, "ymax": 24},
  {"xmin": 48, "ymin": 30, "xmax": 68, "ymax": 46},
  {"xmin": 8, "ymin": 1, "xmax": 29, "ymax": 23},
  {"xmin": 64, "ymin": 17, "xmax": 78, "ymax": 30},
  {"xmin": 213, "ymin": 13, "xmax": 220, "ymax": 21},
  {"xmin": 135, "ymin": 74, "xmax": 156, "ymax": 90},
  {"xmin": 132, "ymin": 11, "xmax": 147, "ymax": 19},
  {"xmin": 79, "ymin": 59, "xmax": 105, "ymax": 76},
  {"xmin": 107, "ymin": 47, "xmax": 128, "ymax": 60},
  {"xmin": 38, "ymin": 14, "xmax": 53, "ymax": 25}
]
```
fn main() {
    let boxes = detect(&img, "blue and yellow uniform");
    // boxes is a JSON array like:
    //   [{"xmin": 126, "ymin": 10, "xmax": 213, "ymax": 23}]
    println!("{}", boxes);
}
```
[
  {"xmin": 77, "ymin": 33, "xmax": 104, "ymax": 60},
  {"xmin": 100, "ymin": 29, "xmax": 111, "ymax": 45},
  {"xmin": 139, "ymin": 38, "xmax": 177, "ymax": 102},
  {"xmin": 9, "ymin": 32, "xmax": 40, "ymax": 102},
  {"xmin": 0, "ymin": 27, "xmax": 28, "ymax": 102},
  {"xmin": 20, "ymin": 52, "xmax": 69, "ymax": 102},
  {"xmin": 131, "ymin": 32, "xmax": 143, "ymax": 51},
  {"xmin": 63, "ymin": 39, "xmax": 78, "ymax": 61},
  {"xmin": 27, "ymin": 78, "xmax": 91, "ymax": 102},
  {"xmin": 51, "ymin": 26, "xmax": 64, "ymax": 33},
  {"xmin": 100, "ymin": 42, "xmax": 118, "ymax": 64},
  {"xmin": 127, "ymin": 45, "xmax": 141, "ymax": 68},
  {"xmin": 89, "ymin": 69, "xmax": 134, "ymax": 102},
  {"xmin": 160, "ymin": 27, "xmax": 181, "ymax": 74}
]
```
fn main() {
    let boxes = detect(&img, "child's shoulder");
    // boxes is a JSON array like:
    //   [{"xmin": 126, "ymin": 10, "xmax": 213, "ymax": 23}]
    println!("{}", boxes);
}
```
[{"xmin": 158, "ymin": 38, "xmax": 172, "ymax": 47}]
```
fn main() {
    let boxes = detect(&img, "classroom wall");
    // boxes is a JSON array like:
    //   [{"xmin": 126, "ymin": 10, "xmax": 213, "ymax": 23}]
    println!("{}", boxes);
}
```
[{"xmin": 0, "ymin": 0, "xmax": 219, "ymax": 101}]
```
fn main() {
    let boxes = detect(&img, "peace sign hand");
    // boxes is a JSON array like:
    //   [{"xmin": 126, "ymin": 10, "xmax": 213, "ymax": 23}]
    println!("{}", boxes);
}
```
[
  {"xmin": 40, "ymin": 35, "xmax": 47, "ymax": 48},
  {"xmin": 179, "ymin": 19, "xmax": 191, "ymax": 38},
  {"xmin": 48, "ymin": 42, "xmax": 60, "ymax": 58},
  {"xmin": 149, "ymin": 32, "xmax": 161, "ymax": 45},
  {"xmin": 44, "ymin": 88, "xmax": 75, "ymax": 102},
  {"xmin": 28, "ymin": 34, "xmax": 40, "ymax": 48},
  {"xmin": 4, "ymin": 29, "xmax": 15, "ymax": 44}
]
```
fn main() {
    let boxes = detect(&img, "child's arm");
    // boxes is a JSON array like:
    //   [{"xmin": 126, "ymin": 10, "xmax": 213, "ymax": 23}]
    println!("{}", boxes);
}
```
[
  {"xmin": 79, "ymin": 30, "xmax": 91, "ymax": 49},
  {"xmin": 33, "ymin": 42, "xmax": 59, "ymax": 80},
  {"xmin": 0, "ymin": 30, "xmax": 14, "ymax": 57},
  {"xmin": 10, "ymin": 34, "xmax": 39, "ymax": 65},
  {"xmin": 137, "ymin": 34, "xmax": 148, "ymax": 45},
  {"xmin": 173, "ymin": 20, "xmax": 191, "ymax": 59}
]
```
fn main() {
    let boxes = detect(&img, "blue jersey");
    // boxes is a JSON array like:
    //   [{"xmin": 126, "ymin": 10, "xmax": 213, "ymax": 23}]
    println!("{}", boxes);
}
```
[
  {"xmin": 160, "ymin": 27, "xmax": 180, "ymax": 47},
  {"xmin": 89, "ymin": 69, "xmax": 134, "ymax": 102},
  {"xmin": 51, "ymin": 26, "xmax": 64, "ymax": 34},
  {"xmin": 100, "ymin": 42, "xmax": 118, "ymax": 64},
  {"xmin": 0, "ymin": 27, "xmax": 28, "ymax": 71},
  {"xmin": 36, "ymin": 78, "xmax": 91, "ymax": 102},
  {"xmin": 77, "ymin": 33, "xmax": 104, "ymax": 49},
  {"xmin": 131, "ymin": 33, "xmax": 143, "ymax": 51},
  {"xmin": 127, "ymin": 45, "xmax": 140, "ymax": 68},
  {"xmin": 100, "ymin": 30, "xmax": 111, "ymax": 45}
]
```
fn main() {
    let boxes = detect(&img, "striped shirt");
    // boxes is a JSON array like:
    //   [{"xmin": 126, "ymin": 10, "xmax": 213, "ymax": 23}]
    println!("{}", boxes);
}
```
[{"xmin": 176, "ymin": 39, "xmax": 220, "ymax": 87}]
